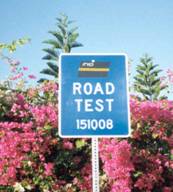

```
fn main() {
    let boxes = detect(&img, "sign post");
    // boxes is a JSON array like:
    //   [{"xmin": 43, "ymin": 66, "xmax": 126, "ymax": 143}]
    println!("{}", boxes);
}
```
[
  {"xmin": 92, "ymin": 137, "xmax": 99, "ymax": 192},
  {"xmin": 59, "ymin": 53, "xmax": 130, "ymax": 191}
]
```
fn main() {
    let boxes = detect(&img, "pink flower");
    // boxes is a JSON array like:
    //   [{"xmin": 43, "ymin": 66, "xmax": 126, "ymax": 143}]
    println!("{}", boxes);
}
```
[
  {"xmin": 10, "ymin": 73, "xmax": 23, "ymax": 80},
  {"xmin": 44, "ymin": 163, "xmax": 54, "ymax": 176},
  {"xmin": 163, "ymin": 187, "xmax": 172, "ymax": 192},
  {"xmin": 31, "ymin": 105, "xmax": 58, "ymax": 127},
  {"xmin": 41, "ymin": 81, "xmax": 58, "ymax": 93},
  {"xmin": 23, "ymin": 66, "xmax": 28, "ymax": 71},
  {"xmin": 73, "ymin": 163, "xmax": 92, "ymax": 191},
  {"xmin": 16, "ymin": 94, "xmax": 25, "ymax": 105},
  {"xmin": 99, "ymin": 139, "xmax": 134, "ymax": 192},
  {"xmin": 63, "ymin": 140, "xmax": 74, "ymax": 150},
  {"xmin": 28, "ymin": 74, "xmax": 36, "ymax": 79}
]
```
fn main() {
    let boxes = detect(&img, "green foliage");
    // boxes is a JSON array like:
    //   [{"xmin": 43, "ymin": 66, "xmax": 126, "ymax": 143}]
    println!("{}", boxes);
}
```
[
  {"xmin": 134, "ymin": 54, "xmax": 167, "ymax": 100},
  {"xmin": 53, "ymin": 139, "xmax": 91, "ymax": 182},
  {"xmin": 76, "ymin": 139, "xmax": 87, "ymax": 149},
  {"xmin": 40, "ymin": 14, "xmax": 83, "ymax": 81},
  {"xmin": 0, "ymin": 37, "xmax": 30, "ymax": 53},
  {"xmin": 0, "ymin": 186, "xmax": 13, "ymax": 192}
]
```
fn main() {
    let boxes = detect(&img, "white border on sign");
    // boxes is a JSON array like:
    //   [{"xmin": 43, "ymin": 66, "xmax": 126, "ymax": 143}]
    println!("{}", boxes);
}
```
[{"xmin": 58, "ymin": 53, "xmax": 131, "ymax": 138}]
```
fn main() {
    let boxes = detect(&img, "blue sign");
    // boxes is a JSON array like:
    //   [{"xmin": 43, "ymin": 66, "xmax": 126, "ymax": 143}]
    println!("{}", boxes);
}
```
[{"xmin": 59, "ymin": 54, "xmax": 130, "ymax": 138}]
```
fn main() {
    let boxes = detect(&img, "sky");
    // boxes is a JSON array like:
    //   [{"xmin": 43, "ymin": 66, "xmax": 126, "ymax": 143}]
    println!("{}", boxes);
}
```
[{"xmin": 0, "ymin": 0, "xmax": 173, "ymax": 96}]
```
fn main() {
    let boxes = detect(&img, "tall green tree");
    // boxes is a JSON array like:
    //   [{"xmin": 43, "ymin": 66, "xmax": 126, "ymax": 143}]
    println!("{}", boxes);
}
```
[
  {"xmin": 39, "ymin": 14, "xmax": 83, "ymax": 82},
  {"xmin": 134, "ymin": 54, "xmax": 167, "ymax": 101}
]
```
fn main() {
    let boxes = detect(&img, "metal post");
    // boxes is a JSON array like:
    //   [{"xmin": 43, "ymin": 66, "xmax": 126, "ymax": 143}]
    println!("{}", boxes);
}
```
[{"xmin": 92, "ymin": 137, "xmax": 99, "ymax": 192}]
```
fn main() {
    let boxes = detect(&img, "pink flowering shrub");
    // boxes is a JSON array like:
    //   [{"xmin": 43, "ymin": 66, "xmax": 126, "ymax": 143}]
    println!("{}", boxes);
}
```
[
  {"xmin": 0, "ymin": 80, "xmax": 92, "ymax": 192},
  {"xmin": 99, "ymin": 139, "xmax": 134, "ymax": 192},
  {"xmin": 130, "ymin": 99, "xmax": 173, "ymax": 191},
  {"xmin": 99, "ymin": 98, "xmax": 173, "ymax": 192},
  {"xmin": 0, "ymin": 81, "xmax": 173, "ymax": 192}
]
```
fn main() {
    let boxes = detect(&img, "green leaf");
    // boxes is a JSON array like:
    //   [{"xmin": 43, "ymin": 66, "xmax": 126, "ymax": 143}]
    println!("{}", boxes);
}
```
[
  {"xmin": 133, "ymin": 171, "xmax": 143, "ymax": 178},
  {"xmin": 42, "ymin": 53, "xmax": 58, "ymax": 61},
  {"xmin": 48, "ymin": 31, "xmax": 64, "ymax": 47},
  {"xmin": 58, "ymin": 24, "xmax": 66, "ymax": 36},
  {"xmin": 44, "ymin": 124, "xmax": 52, "ymax": 131},
  {"xmin": 70, "ymin": 42, "xmax": 83, "ymax": 48},
  {"xmin": 47, "ymin": 62, "xmax": 59, "ymax": 73},
  {"xmin": 151, "ymin": 78, "xmax": 161, "ymax": 86},
  {"xmin": 148, "ymin": 64, "xmax": 159, "ymax": 71},
  {"xmin": 37, "ymin": 78, "xmax": 48, "ymax": 83},
  {"xmin": 136, "ymin": 65, "xmax": 146, "ymax": 71},
  {"xmin": 139, "ymin": 88, "xmax": 152, "ymax": 96},
  {"xmin": 68, "ymin": 27, "xmax": 78, "ymax": 36},
  {"xmin": 43, "ymin": 48, "xmax": 59, "ymax": 58},
  {"xmin": 171, "ymin": 154, "xmax": 173, "ymax": 160},
  {"xmin": 134, "ymin": 77, "xmax": 146, "ymax": 85},
  {"xmin": 43, "ymin": 39, "xmax": 62, "ymax": 49},
  {"xmin": 40, "ymin": 68, "xmax": 58, "ymax": 77},
  {"xmin": 75, "ymin": 139, "xmax": 86, "ymax": 149},
  {"xmin": 150, "ymin": 69, "xmax": 162, "ymax": 76}
]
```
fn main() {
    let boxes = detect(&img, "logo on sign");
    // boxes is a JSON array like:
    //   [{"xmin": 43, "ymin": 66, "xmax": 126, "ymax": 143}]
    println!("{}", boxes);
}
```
[{"xmin": 78, "ymin": 60, "xmax": 110, "ymax": 77}]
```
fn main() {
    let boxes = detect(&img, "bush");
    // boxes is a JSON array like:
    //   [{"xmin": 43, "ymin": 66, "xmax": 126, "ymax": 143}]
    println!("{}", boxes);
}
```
[
  {"xmin": 0, "ymin": 81, "xmax": 91, "ymax": 192},
  {"xmin": 99, "ymin": 98, "xmax": 173, "ymax": 192}
]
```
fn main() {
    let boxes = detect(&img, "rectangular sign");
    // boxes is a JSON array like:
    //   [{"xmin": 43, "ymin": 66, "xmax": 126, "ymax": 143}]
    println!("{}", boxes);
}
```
[{"xmin": 59, "ymin": 53, "xmax": 130, "ymax": 138}]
